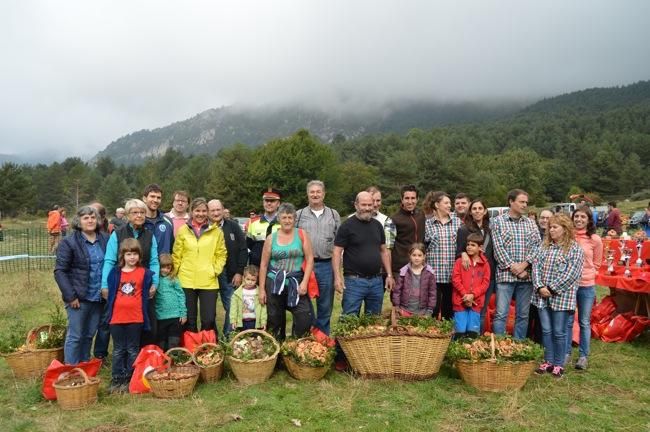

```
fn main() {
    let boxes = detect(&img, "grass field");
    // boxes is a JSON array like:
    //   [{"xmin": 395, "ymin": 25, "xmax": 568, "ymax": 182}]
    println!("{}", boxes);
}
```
[{"xmin": 0, "ymin": 271, "xmax": 649, "ymax": 432}]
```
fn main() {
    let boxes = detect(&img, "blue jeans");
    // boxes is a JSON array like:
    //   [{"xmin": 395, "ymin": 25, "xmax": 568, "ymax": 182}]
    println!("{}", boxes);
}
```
[
  {"xmin": 110, "ymin": 323, "xmax": 143, "ymax": 384},
  {"xmin": 537, "ymin": 307, "xmax": 570, "ymax": 366},
  {"xmin": 341, "ymin": 276, "xmax": 384, "ymax": 316},
  {"xmin": 493, "ymin": 281, "xmax": 533, "ymax": 339},
  {"xmin": 566, "ymin": 286, "xmax": 596, "ymax": 358},
  {"xmin": 64, "ymin": 301, "xmax": 103, "ymax": 364},
  {"xmin": 93, "ymin": 301, "xmax": 111, "ymax": 358},
  {"xmin": 218, "ymin": 273, "xmax": 235, "ymax": 338},
  {"xmin": 313, "ymin": 260, "xmax": 335, "ymax": 335}
]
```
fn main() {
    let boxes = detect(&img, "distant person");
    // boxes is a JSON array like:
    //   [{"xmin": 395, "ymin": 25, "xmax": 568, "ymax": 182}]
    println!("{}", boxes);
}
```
[
  {"xmin": 59, "ymin": 208, "xmax": 69, "ymax": 238},
  {"xmin": 538, "ymin": 209, "xmax": 553, "ymax": 238},
  {"xmin": 453, "ymin": 193, "xmax": 470, "ymax": 220},
  {"xmin": 528, "ymin": 211, "xmax": 537, "ymax": 224},
  {"xmin": 142, "ymin": 184, "xmax": 174, "ymax": 254},
  {"xmin": 89, "ymin": 202, "xmax": 109, "ymax": 233},
  {"xmin": 422, "ymin": 191, "xmax": 436, "ymax": 220},
  {"xmin": 605, "ymin": 201, "xmax": 622, "ymax": 235},
  {"xmin": 641, "ymin": 202, "xmax": 650, "ymax": 237},
  {"xmin": 165, "ymin": 190, "xmax": 190, "ymax": 236},
  {"xmin": 47, "ymin": 205, "xmax": 62, "ymax": 253},
  {"xmin": 109, "ymin": 207, "xmax": 127, "ymax": 232},
  {"xmin": 247, "ymin": 188, "xmax": 282, "ymax": 266},
  {"xmin": 365, "ymin": 186, "xmax": 390, "ymax": 230},
  {"xmin": 223, "ymin": 208, "xmax": 231, "ymax": 219}
]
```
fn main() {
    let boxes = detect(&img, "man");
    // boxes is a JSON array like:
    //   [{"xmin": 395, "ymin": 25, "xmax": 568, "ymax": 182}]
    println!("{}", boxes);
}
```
[
  {"xmin": 491, "ymin": 189, "xmax": 541, "ymax": 339},
  {"xmin": 365, "ymin": 186, "xmax": 389, "ymax": 229},
  {"xmin": 640, "ymin": 202, "xmax": 650, "ymax": 237},
  {"xmin": 386, "ymin": 184, "xmax": 426, "ymax": 280},
  {"xmin": 333, "ymin": 191, "xmax": 394, "ymax": 318},
  {"xmin": 109, "ymin": 207, "xmax": 126, "ymax": 232},
  {"xmin": 47, "ymin": 204, "xmax": 62, "ymax": 253},
  {"xmin": 142, "ymin": 184, "xmax": 174, "ymax": 254},
  {"xmin": 295, "ymin": 180, "xmax": 341, "ymax": 335},
  {"xmin": 208, "ymin": 199, "xmax": 248, "ymax": 337},
  {"xmin": 247, "ymin": 188, "xmax": 281, "ymax": 266},
  {"xmin": 454, "ymin": 193, "xmax": 470, "ymax": 220},
  {"xmin": 605, "ymin": 201, "xmax": 623, "ymax": 236},
  {"xmin": 223, "ymin": 208, "xmax": 231, "ymax": 220},
  {"xmin": 165, "ymin": 190, "xmax": 190, "ymax": 236},
  {"xmin": 538, "ymin": 209, "xmax": 553, "ymax": 238}
]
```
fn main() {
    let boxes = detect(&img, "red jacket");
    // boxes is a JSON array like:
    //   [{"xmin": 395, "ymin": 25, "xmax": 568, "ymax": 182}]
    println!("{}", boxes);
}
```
[
  {"xmin": 451, "ymin": 253, "xmax": 491, "ymax": 312},
  {"xmin": 47, "ymin": 210, "xmax": 61, "ymax": 234}
]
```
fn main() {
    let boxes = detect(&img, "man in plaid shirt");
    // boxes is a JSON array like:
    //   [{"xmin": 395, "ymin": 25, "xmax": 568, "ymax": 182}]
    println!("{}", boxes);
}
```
[{"xmin": 491, "ymin": 189, "xmax": 541, "ymax": 339}]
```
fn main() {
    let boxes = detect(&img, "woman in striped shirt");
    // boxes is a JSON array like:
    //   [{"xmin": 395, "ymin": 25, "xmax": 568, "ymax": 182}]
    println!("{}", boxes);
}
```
[{"xmin": 531, "ymin": 213, "xmax": 584, "ymax": 378}]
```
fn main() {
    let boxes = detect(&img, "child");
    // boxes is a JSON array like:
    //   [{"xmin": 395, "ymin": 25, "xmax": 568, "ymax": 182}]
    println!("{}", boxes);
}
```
[
  {"xmin": 102, "ymin": 238, "xmax": 154, "ymax": 394},
  {"xmin": 451, "ymin": 233, "xmax": 491, "ymax": 339},
  {"xmin": 155, "ymin": 254, "xmax": 187, "ymax": 350},
  {"xmin": 229, "ymin": 265, "xmax": 267, "ymax": 332},
  {"xmin": 391, "ymin": 243, "xmax": 437, "ymax": 316}
]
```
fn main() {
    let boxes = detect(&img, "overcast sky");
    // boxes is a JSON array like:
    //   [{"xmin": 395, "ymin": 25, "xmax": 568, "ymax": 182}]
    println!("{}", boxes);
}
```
[{"xmin": 1, "ymin": 0, "xmax": 649, "ymax": 161}]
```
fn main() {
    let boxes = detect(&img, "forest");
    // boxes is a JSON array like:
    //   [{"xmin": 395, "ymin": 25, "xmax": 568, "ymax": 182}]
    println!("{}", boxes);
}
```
[{"xmin": 1, "ymin": 82, "xmax": 649, "ymax": 218}]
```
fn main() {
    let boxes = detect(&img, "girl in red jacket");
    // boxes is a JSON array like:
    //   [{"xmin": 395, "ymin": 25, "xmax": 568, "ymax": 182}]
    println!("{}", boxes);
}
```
[{"xmin": 451, "ymin": 233, "xmax": 491, "ymax": 338}]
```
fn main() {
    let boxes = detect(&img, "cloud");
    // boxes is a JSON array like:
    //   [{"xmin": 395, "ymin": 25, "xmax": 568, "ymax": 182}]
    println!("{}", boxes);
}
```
[{"xmin": 1, "ymin": 0, "xmax": 649, "ymax": 160}]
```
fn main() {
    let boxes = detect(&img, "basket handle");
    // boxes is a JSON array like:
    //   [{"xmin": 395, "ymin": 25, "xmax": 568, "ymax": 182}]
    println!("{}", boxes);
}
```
[
  {"xmin": 490, "ymin": 333, "xmax": 496, "ymax": 360},
  {"xmin": 58, "ymin": 367, "xmax": 92, "ymax": 385},
  {"xmin": 26, "ymin": 324, "xmax": 54, "ymax": 346},
  {"xmin": 391, "ymin": 307, "xmax": 398, "ymax": 328},
  {"xmin": 228, "ymin": 329, "xmax": 280, "ymax": 356},
  {"xmin": 164, "ymin": 347, "xmax": 193, "ymax": 365}
]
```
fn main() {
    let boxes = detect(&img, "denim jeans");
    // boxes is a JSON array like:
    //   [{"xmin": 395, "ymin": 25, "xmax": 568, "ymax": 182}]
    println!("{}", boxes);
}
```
[
  {"xmin": 110, "ymin": 323, "xmax": 143, "ymax": 384},
  {"xmin": 218, "ymin": 273, "xmax": 235, "ymax": 338},
  {"xmin": 341, "ymin": 276, "xmax": 384, "ymax": 316},
  {"xmin": 64, "ymin": 301, "xmax": 103, "ymax": 364},
  {"xmin": 93, "ymin": 300, "xmax": 111, "ymax": 358},
  {"xmin": 493, "ymin": 281, "xmax": 533, "ymax": 339},
  {"xmin": 566, "ymin": 286, "xmax": 596, "ymax": 358},
  {"xmin": 313, "ymin": 260, "xmax": 335, "ymax": 335},
  {"xmin": 537, "ymin": 307, "xmax": 570, "ymax": 366}
]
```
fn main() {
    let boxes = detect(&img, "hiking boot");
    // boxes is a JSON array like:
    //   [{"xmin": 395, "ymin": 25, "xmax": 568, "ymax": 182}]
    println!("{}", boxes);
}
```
[
  {"xmin": 108, "ymin": 383, "xmax": 124, "ymax": 394},
  {"xmin": 535, "ymin": 361, "xmax": 553, "ymax": 374},
  {"xmin": 575, "ymin": 356, "xmax": 588, "ymax": 370},
  {"xmin": 335, "ymin": 359, "xmax": 349, "ymax": 372},
  {"xmin": 551, "ymin": 366, "xmax": 564, "ymax": 378}
]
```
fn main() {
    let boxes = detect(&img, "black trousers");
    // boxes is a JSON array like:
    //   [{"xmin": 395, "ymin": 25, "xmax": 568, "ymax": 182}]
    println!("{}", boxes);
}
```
[
  {"xmin": 157, "ymin": 317, "xmax": 182, "ymax": 351},
  {"xmin": 183, "ymin": 288, "xmax": 218, "ymax": 333},
  {"xmin": 265, "ymin": 277, "xmax": 312, "ymax": 342},
  {"xmin": 434, "ymin": 282, "xmax": 454, "ymax": 320}
]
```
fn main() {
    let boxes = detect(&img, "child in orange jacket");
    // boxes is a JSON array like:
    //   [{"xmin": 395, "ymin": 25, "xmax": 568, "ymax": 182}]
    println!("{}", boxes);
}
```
[{"xmin": 451, "ymin": 233, "xmax": 491, "ymax": 338}]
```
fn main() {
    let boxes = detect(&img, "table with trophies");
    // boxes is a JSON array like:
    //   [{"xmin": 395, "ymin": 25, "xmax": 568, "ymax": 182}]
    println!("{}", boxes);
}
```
[{"xmin": 596, "ymin": 238, "xmax": 650, "ymax": 317}]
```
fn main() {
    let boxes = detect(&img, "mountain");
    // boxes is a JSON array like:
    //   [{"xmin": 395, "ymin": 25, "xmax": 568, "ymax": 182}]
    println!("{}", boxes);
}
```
[{"xmin": 93, "ymin": 101, "xmax": 521, "ymax": 165}]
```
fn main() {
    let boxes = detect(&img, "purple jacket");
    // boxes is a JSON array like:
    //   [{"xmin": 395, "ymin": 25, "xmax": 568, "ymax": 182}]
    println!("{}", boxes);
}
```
[{"xmin": 391, "ymin": 264, "xmax": 437, "ymax": 312}]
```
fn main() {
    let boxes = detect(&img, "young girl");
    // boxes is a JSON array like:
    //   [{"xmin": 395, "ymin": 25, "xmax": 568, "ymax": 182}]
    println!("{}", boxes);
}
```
[
  {"xmin": 391, "ymin": 243, "xmax": 437, "ymax": 316},
  {"xmin": 155, "ymin": 254, "xmax": 187, "ymax": 350},
  {"xmin": 451, "ymin": 233, "xmax": 491, "ymax": 339},
  {"xmin": 102, "ymin": 238, "xmax": 154, "ymax": 394},
  {"xmin": 229, "ymin": 265, "xmax": 267, "ymax": 332}
]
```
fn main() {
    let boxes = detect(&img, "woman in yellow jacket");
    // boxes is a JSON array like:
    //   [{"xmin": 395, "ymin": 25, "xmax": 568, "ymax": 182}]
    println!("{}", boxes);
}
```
[{"xmin": 173, "ymin": 197, "xmax": 227, "ymax": 332}]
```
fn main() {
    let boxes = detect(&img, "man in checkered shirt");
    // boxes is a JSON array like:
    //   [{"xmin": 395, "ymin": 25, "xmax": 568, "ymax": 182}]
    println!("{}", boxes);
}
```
[{"xmin": 491, "ymin": 189, "xmax": 541, "ymax": 339}]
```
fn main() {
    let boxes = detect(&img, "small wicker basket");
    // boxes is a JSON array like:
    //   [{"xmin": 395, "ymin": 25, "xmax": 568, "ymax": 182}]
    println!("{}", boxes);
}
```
[
  {"xmin": 282, "ymin": 338, "xmax": 332, "ymax": 381},
  {"xmin": 4, "ymin": 325, "xmax": 65, "ymax": 379},
  {"xmin": 165, "ymin": 347, "xmax": 194, "ymax": 365},
  {"xmin": 337, "ymin": 309, "xmax": 452, "ymax": 380},
  {"xmin": 192, "ymin": 343, "xmax": 224, "ymax": 383},
  {"xmin": 227, "ymin": 330, "xmax": 279, "ymax": 385},
  {"xmin": 145, "ymin": 364, "xmax": 200, "ymax": 399},
  {"xmin": 53, "ymin": 368, "xmax": 100, "ymax": 410},
  {"xmin": 455, "ymin": 333, "xmax": 538, "ymax": 392}
]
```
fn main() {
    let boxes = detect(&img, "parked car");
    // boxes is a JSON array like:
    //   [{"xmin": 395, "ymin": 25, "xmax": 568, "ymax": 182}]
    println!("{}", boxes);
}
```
[{"xmin": 629, "ymin": 211, "xmax": 645, "ymax": 229}]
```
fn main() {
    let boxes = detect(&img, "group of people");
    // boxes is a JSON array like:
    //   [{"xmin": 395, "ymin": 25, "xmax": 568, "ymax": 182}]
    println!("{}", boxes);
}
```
[{"xmin": 53, "ymin": 181, "xmax": 601, "ymax": 392}]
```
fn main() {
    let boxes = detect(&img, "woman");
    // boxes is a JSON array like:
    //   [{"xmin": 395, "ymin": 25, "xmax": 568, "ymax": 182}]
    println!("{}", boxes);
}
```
[
  {"xmin": 424, "ymin": 191, "xmax": 462, "ymax": 319},
  {"xmin": 259, "ymin": 203, "xmax": 314, "ymax": 341},
  {"xmin": 456, "ymin": 199, "xmax": 494, "ymax": 332},
  {"xmin": 532, "ymin": 213, "xmax": 584, "ymax": 378},
  {"xmin": 566, "ymin": 206, "xmax": 602, "ymax": 370},
  {"xmin": 59, "ymin": 207, "xmax": 69, "ymax": 238},
  {"xmin": 54, "ymin": 206, "xmax": 109, "ymax": 364},
  {"xmin": 173, "ymin": 197, "xmax": 227, "ymax": 333}
]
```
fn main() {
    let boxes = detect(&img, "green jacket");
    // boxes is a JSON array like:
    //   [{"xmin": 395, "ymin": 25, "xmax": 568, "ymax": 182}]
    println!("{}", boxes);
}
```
[
  {"xmin": 229, "ymin": 286, "xmax": 267, "ymax": 329},
  {"xmin": 155, "ymin": 275, "xmax": 187, "ymax": 320}
]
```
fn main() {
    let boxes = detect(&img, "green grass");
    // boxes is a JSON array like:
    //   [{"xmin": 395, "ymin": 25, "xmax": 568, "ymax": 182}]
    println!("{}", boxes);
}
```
[{"xmin": 0, "ymin": 271, "xmax": 649, "ymax": 432}]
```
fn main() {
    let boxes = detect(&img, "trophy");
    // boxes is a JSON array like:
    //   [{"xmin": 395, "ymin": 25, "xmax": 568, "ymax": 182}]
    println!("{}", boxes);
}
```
[
  {"xmin": 623, "ymin": 247, "xmax": 633, "ymax": 278},
  {"xmin": 636, "ymin": 239, "xmax": 644, "ymax": 268},
  {"xmin": 618, "ymin": 239, "xmax": 627, "ymax": 265},
  {"xmin": 606, "ymin": 249, "xmax": 615, "ymax": 275}
]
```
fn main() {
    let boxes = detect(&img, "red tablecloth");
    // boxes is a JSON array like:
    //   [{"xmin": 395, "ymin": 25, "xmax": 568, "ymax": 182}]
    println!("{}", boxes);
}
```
[{"xmin": 596, "ymin": 239, "xmax": 650, "ymax": 294}]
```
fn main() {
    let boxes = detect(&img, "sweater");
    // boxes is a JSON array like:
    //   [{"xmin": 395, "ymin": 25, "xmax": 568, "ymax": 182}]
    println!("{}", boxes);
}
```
[
  {"xmin": 155, "ymin": 275, "xmax": 187, "ymax": 320},
  {"xmin": 229, "ymin": 286, "xmax": 268, "ymax": 329},
  {"xmin": 387, "ymin": 207, "xmax": 426, "ymax": 272},
  {"xmin": 451, "ymin": 253, "xmax": 491, "ymax": 312},
  {"xmin": 574, "ymin": 229, "xmax": 603, "ymax": 287},
  {"xmin": 106, "ymin": 267, "xmax": 153, "ymax": 331}
]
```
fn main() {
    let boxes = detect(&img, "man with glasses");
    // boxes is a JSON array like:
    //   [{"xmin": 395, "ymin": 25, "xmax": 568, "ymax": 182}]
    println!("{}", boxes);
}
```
[
  {"xmin": 165, "ymin": 190, "xmax": 190, "ymax": 236},
  {"xmin": 247, "ymin": 188, "xmax": 282, "ymax": 266}
]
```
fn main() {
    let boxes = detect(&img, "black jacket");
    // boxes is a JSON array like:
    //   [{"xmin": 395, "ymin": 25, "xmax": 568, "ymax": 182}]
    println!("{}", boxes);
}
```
[
  {"xmin": 54, "ymin": 230, "xmax": 109, "ymax": 303},
  {"xmin": 220, "ymin": 219, "xmax": 248, "ymax": 280}
]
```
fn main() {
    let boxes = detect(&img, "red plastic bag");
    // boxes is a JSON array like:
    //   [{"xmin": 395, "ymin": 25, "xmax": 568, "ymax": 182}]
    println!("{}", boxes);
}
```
[
  {"xmin": 600, "ymin": 313, "xmax": 635, "ymax": 343},
  {"xmin": 591, "ymin": 295, "xmax": 617, "ymax": 323},
  {"xmin": 182, "ymin": 329, "xmax": 217, "ymax": 352},
  {"xmin": 42, "ymin": 358, "xmax": 102, "ymax": 400},
  {"xmin": 129, "ymin": 344, "xmax": 169, "ymax": 394},
  {"xmin": 310, "ymin": 327, "xmax": 336, "ymax": 348},
  {"xmin": 624, "ymin": 314, "xmax": 650, "ymax": 341}
]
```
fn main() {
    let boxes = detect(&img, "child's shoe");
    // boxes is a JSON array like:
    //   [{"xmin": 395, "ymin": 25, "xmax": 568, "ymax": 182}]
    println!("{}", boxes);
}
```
[
  {"xmin": 575, "ymin": 356, "xmax": 588, "ymax": 370},
  {"xmin": 551, "ymin": 366, "xmax": 564, "ymax": 378},
  {"xmin": 535, "ymin": 361, "xmax": 553, "ymax": 374}
]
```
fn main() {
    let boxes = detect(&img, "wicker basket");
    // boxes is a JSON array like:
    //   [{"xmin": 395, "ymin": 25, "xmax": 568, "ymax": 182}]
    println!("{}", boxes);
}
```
[
  {"xmin": 227, "ymin": 330, "xmax": 279, "ymax": 385},
  {"xmin": 53, "ymin": 368, "xmax": 100, "ymax": 410},
  {"xmin": 145, "ymin": 364, "xmax": 200, "ymax": 399},
  {"xmin": 165, "ymin": 347, "xmax": 194, "ymax": 365},
  {"xmin": 281, "ymin": 337, "xmax": 332, "ymax": 381},
  {"xmin": 4, "ymin": 325, "xmax": 65, "ymax": 379},
  {"xmin": 454, "ymin": 333, "xmax": 538, "ymax": 392},
  {"xmin": 337, "ymin": 309, "xmax": 452, "ymax": 380},
  {"xmin": 192, "ymin": 343, "xmax": 224, "ymax": 383}
]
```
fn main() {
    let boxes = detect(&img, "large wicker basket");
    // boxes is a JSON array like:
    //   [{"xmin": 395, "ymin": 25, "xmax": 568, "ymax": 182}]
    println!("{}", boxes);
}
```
[
  {"xmin": 192, "ymin": 343, "xmax": 224, "ymax": 383},
  {"xmin": 454, "ymin": 333, "xmax": 538, "ymax": 392},
  {"xmin": 145, "ymin": 364, "xmax": 200, "ymax": 399},
  {"xmin": 53, "ymin": 368, "xmax": 100, "ymax": 410},
  {"xmin": 282, "ymin": 338, "xmax": 332, "ymax": 381},
  {"xmin": 337, "ymin": 310, "xmax": 452, "ymax": 380},
  {"xmin": 227, "ymin": 330, "xmax": 279, "ymax": 385},
  {"xmin": 4, "ymin": 325, "xmax": 65, "ymax": 379}
]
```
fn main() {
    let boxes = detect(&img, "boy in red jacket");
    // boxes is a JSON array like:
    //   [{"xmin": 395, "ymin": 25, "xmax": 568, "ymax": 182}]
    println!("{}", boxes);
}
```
[{"xmin": 451, "ymin": 233, "xmax": 491, "ymax": 339}]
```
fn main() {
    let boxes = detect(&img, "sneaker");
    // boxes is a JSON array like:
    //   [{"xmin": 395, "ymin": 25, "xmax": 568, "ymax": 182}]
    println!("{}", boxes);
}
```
[
  {"xmin": 551, "ymin": 366, "xmax": 564, "ymax": 378},
  {"xmin": 108, "ymin": 383, "xmax": 124, "ymax": 394},
  {"xmin": 535, "ymin": 361, "xmax": 553, "ymax": 374},
  {"xmin": 335, "ymin": 359, "xmax": 349, "ymax": 372},
  {"xmin": 575, "ymin": 356, "xmax": 588, "ymax": 370}
]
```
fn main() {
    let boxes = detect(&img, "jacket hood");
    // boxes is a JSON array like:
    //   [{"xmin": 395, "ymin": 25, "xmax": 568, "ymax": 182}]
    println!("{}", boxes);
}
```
[{"xmin": 399, "ymin": 263, "xmax": 435, "ymax": 277}]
